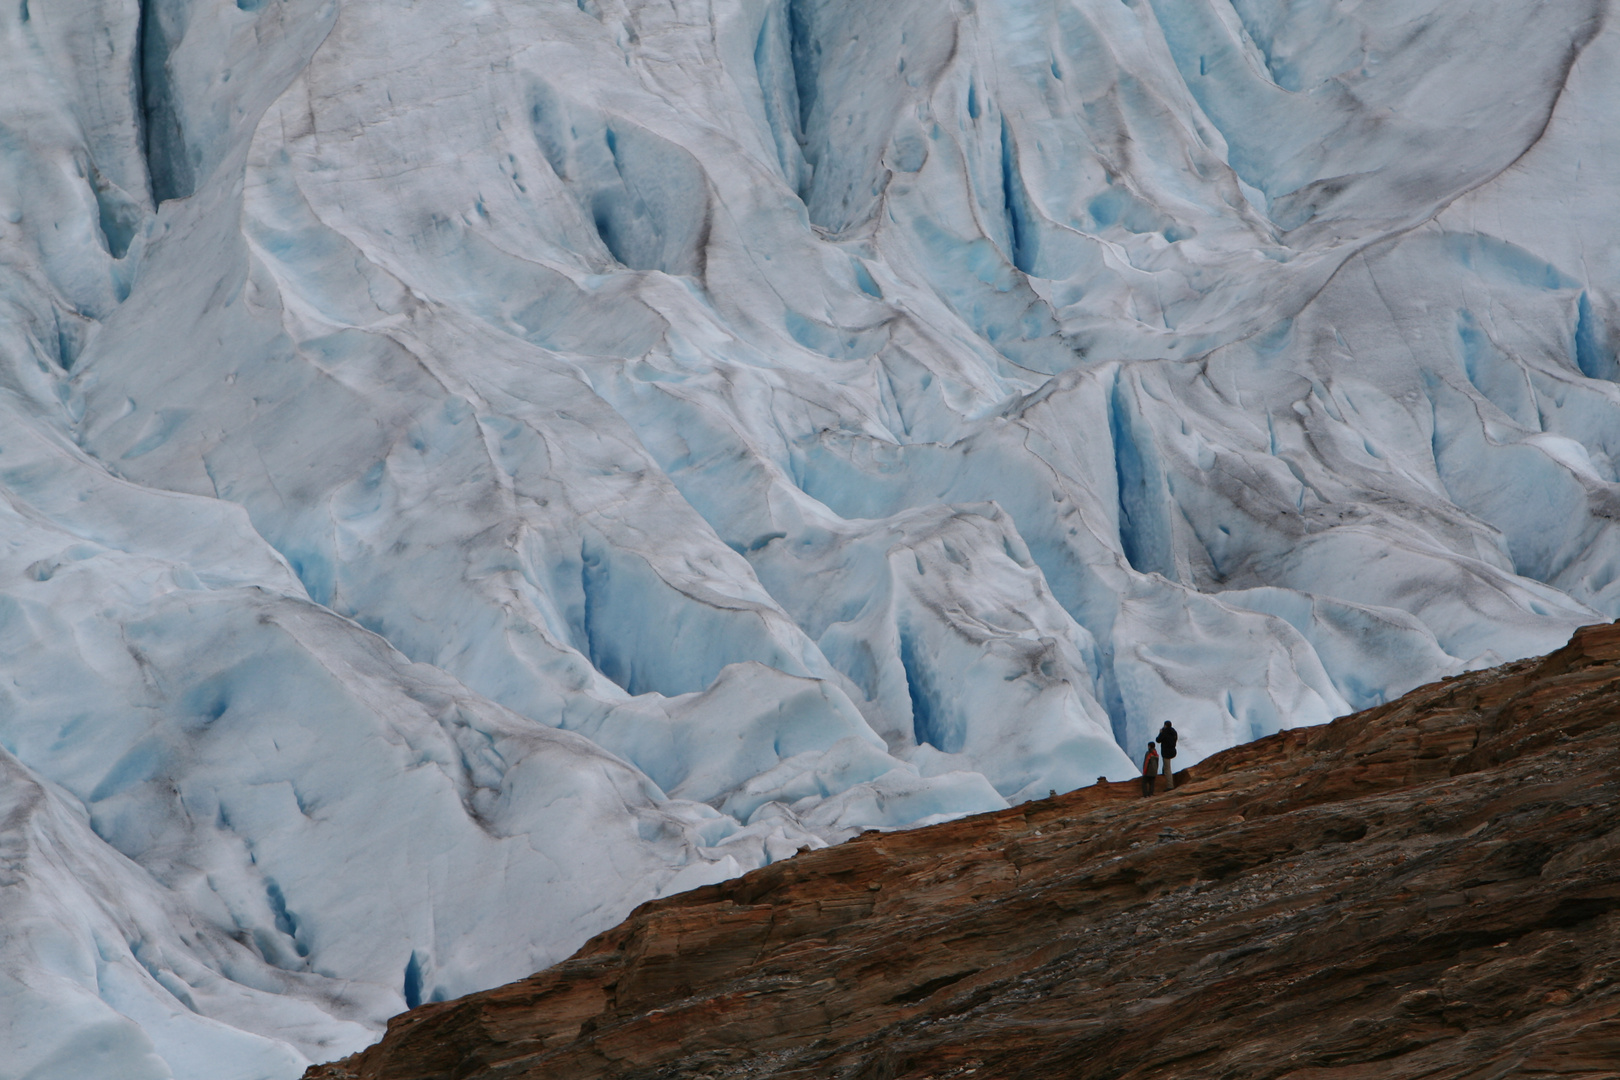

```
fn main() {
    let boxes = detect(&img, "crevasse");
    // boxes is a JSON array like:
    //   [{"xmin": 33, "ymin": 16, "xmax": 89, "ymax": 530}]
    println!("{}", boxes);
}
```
[{"xmin": 0, "ymin": 0, "xmax": 1616, "ymax": 1076}]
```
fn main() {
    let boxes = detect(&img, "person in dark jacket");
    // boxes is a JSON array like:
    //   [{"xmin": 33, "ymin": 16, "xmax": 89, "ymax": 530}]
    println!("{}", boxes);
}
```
[
  {"xmin": 1141, "ymin": 742, "xmax": 1159, "ymax": 797},
  {"xmin": 1157, "ymin": 721, "xmax": 1179, "ymax": 789}
]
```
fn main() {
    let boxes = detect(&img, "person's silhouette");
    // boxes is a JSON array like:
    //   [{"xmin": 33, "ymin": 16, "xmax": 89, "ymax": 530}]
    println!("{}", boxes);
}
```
[{"xmin": 1157, "ymin": 721, "xmax": 1179, "ymax": 789}]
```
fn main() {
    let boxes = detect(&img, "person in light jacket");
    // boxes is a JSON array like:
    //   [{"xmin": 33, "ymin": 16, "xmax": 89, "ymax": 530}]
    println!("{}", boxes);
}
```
[
  {"xmin": 1141, "ymin": 742, "xmax": 1160, "ymax": 797},
  {"xmin": 1157, "ymin": 721, "xmax": 1179, "ymax": 789}
]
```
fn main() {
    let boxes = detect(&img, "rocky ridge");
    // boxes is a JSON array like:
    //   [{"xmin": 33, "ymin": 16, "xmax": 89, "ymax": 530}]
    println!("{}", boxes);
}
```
[{"xmin": 308, "ymin": 624, "xmax": 1620, "ymax": 1080}]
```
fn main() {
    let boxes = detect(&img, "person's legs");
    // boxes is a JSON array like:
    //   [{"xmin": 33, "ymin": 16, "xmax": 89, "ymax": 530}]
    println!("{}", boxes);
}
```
[
  {"xmin": 1163, "ymin": 753, "xmax": 1174, "ymax": 790},
  {"xmin": 1141, "ymin": 773, "xmax": 1153, "ymax": 797}
]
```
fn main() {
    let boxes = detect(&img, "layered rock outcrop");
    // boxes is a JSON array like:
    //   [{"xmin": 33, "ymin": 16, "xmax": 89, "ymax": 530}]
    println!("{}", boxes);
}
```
[{"xmin": 308, "ymin": 624, "xmax": 1620, "ymax": 1080}]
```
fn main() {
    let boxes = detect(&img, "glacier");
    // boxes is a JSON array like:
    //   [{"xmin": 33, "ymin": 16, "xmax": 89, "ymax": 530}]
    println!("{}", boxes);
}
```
[{"xmin": 1, "ymin": 0, "xmax": 1617, "ymax": 1074}]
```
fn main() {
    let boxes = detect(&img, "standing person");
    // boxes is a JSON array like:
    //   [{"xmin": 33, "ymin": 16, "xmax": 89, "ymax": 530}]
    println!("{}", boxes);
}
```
[
  {"xmin": 1141, "ymin": 742, "xmax": 1159, "ymax": 797},
  {"xmin": 1157, "ymin": 721, "xmax": 1179, "ymax": 790}
]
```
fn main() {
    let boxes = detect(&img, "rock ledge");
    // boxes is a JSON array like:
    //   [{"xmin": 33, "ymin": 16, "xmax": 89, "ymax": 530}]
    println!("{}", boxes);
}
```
[{"xmin": 309, "ymin": 623, "xmax": 1620, "ymax": 1080}]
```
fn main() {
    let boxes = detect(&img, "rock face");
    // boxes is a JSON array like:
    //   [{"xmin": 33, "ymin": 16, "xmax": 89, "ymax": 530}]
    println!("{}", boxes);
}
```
[{"xmin": 308, "ymin": 624, "xmax": 1620, "ymax": 1080}]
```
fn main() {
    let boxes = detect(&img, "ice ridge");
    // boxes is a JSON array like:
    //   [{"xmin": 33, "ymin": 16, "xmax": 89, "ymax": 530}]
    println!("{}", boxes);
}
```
[{"xmin": 0, "ymin": 0, "xmax": 1617, "ymax": 1076}]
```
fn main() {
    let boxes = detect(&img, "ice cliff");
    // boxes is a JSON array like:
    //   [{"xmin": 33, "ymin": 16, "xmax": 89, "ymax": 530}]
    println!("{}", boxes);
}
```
[{"xmin": 0, "ymin": 0, "xmax": 1616, "ymax": 1076}]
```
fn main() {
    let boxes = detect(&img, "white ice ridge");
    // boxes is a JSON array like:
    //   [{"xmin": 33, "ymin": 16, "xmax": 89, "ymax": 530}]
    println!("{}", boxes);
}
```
[{"xmin": 1, "ymin": 0, "xmax": 1617, "ymax": 1074}]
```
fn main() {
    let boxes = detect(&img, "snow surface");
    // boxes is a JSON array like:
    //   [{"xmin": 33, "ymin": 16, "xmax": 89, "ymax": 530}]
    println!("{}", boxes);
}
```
[{"xmin": 1, "ymin": 0, "xmax": 1617, "ymax": 1074}]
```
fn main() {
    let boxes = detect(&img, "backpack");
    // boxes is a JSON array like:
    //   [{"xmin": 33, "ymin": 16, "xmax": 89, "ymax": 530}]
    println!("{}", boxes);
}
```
[{"xmin": 1143, "ymin": 749, "xmax": 1159, "ymax": 775}]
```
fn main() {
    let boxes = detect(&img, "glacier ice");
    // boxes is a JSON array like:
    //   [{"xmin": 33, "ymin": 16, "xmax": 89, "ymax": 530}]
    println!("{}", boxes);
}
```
[{"xmin": 1, "ymin": 0, "xmax": 1617, "ymax": 1075}]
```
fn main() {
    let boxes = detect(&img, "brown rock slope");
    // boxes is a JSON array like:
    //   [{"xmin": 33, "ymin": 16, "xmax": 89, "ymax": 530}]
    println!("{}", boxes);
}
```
[{"xmin": 309, "ymin": 624, "xmax": 1620, "ymax": 1080}]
